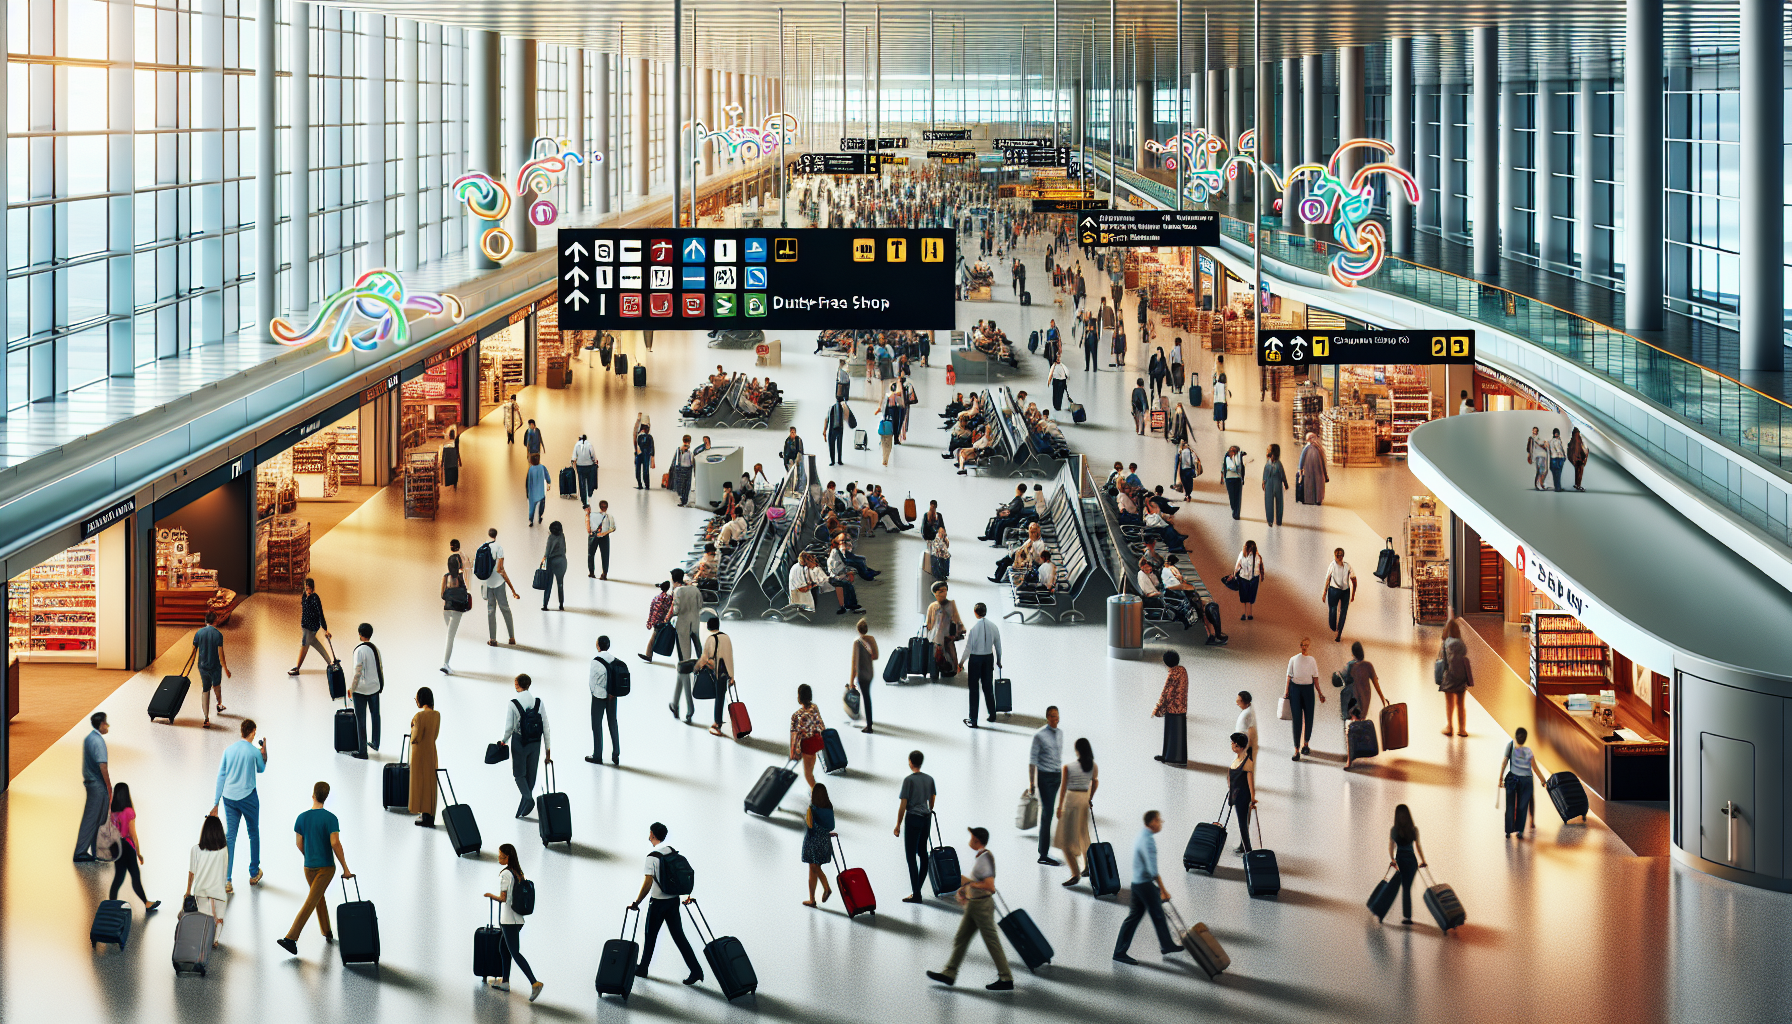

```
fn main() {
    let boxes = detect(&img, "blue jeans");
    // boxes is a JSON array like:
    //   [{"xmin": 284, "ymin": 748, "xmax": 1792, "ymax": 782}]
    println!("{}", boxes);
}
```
[
  {"xmin": 528, "ymin": 497, "xmax": 545, "ymax": 524},
  {"xmin": 1549, "ymin": 457, "xmax": 1566, "ymax": 491},
  {"xmin": 222, "ymin": 790, "xmax": 261, "ymax": 880},
  {"xmin": 841, "ymin": 552, "xmax": 879, "ymax": 580}
]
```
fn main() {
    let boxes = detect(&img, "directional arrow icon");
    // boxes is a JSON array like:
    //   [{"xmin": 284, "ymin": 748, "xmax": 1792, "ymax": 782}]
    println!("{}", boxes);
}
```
[
  {"xmin": 567, "ymin": 290, "xmax": 590, "ymax": 310},
  {"xmin": 564, "ymin": 266, "xmax": 588, "ymax": 285},
  {"xmin": 1289, "ymin": 335, "xmax": 1307, "ymax": 360},
  {"xmin": 564, "ymin": 241, "xmax": 588, "ymax": 261}
]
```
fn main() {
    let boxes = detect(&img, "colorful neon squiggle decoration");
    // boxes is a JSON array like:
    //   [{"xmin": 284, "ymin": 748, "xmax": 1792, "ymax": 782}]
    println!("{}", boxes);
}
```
[
  {"xmin": 685, "ymin": 106, "xmax": 803, "ymax": 171},
  {"xmin": 271, "ymin": 268, "xmax": 464, "ymax": 353},
  {"xmin": 452, "ymin": 136, "xmax": 602, "ymax": 261},
  {"xmin": 1147, "ymin": 128, "xmax": 1420, "ymax": 286}
]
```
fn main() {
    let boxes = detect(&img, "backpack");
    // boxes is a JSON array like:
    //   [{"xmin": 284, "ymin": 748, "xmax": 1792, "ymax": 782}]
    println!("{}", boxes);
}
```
[
  {"xmin": 512, "ymin": 698, "xmax": 545, "ymax": 743},
  {"xmin": 508, "ymin": 873, "xmax": 536, "ymax": 916},
  {"xmin": 649, "ymin": 847, "xmax": 695, "ymax": 896},
  {"xmin": 95, "ymin": 814, "xmax": 123, "ymax": 861},
  {"xmin": 474, "ymin": 542, "xmax": 496, "ymax": 582},
  {"xmin": 600, "ymin": 656, "xmax": 631, "ymax": 697},
  {"xmin": 358, "ymin": 641, "xmax": 384, "ymax": 695}
]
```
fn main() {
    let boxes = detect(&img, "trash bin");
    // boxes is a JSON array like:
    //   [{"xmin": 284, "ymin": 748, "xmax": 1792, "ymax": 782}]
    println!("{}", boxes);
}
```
[
  {"xmin": 692, "ymin": 446, "xmax": 744, "ymax": 509},
  {"xmin": 1107, "ymin": 594, "xmax": 1144, "ymax": 660}
]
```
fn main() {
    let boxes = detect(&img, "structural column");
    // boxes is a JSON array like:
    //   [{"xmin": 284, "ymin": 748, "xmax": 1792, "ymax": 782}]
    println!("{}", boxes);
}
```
[
  {"xmin": 1535, "ymin": 78, "xmax": 1563, "ymax": 267},
  {"xmin": 1205, "ymin": 68, "xmax": 1223, "ymax": 145},
  {"xmin": 254, "ymin": 0, "xmax": 278, "ymax": 336},
  {"xmin": 1134, "ymin": 37, "xmax": 1153, "ymax": 170},
  {"xmin": 567, "ymin": 48, "xmax": 586, "ymax": 220},
  {"xmin": 1226, "ymin": 66, "xmax": 1242, "ymax": 204},
  {"xmin": 1739, "ymin": 0, "xmax": 1782, "ymax": 368},
  {"xmin": 503, "ymin": 38, "xmax": 537, "ymax": 252},
  {"xmin": 594, "ymin": 52, "xmax": 612, "ymax": 215},
  {"xmin": 1439, "ymin": 80, "xmax": 1462, "ymax": 237},
  {"xmin": 289, "ymin": 3, "xmax": 313, "ymax": 302},
  {"xmin": 699, "ymin": 67, "xmax": 715, "ymax": 177},
  {"xmin": 1472, "ymin": 25, "xmax": 1497, "ymax": 275},
  {"xmin": 631, "ymin": 58, "xmax": 650, "ymax": 200},
  {"xmin": 1416, "ymin": 66, "xmax": 1439, "ymax": 233},
  {"xmin": 398, "ymin": 20, "xmax": 420, "ymax": 271},
  {"xmin": 195, "ymin": 0, "xmax": 224, "ymax": 345},
  {"xmin": 1574, "ymin": 75, "xmax": 1602, "ymax": 280},
  {"xmin": 1302, "ymin": 54, "xmax": 1322, "ymax": 236},
  {"xmin": 1337, "ymin": 46, "xmax": 1364, "ymax": 181},
  {"xmin": 1281, "ymin": 57, "xmax": 1301, "ymax": 231},
  {"xmin": 1388, "ymin": 37, "xmax": 1413, "ymax": 253},
  {"xmin": 1624, "ymin": 0, "xmax": 1664, "ymax": 333}
]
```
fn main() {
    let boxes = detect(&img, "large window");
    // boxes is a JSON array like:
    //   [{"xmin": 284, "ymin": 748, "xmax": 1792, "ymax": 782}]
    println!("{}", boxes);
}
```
[{"xmin": 1665, "ymin": 67, "xmax": 1739, "ymax": 327}]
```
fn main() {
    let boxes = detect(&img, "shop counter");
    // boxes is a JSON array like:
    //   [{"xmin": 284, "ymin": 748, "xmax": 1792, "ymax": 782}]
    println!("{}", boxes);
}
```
[{"xmin": 1535, "ymin": 694, "xmax": 1668, "ymax": 802}]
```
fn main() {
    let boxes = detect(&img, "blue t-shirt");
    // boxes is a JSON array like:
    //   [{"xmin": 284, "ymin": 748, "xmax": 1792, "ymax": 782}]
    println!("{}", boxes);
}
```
[
  {"xmin": 192, "ymin": 625, "xmax": 224, "ymax": 672},
  {"xmin": 294, "ymin": 808, "xmax": 341, "ymax": 869}
]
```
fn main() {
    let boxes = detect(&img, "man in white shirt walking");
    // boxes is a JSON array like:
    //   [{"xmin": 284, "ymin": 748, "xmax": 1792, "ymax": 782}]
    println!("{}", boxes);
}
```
[
  {"xmin": 1235, "ymin": 691, "xmax": 1258, "ymax": 758},
  {"xmin": 586, "ymin": 501, "xmax": 615, "ymax": 580},
  {"xmin": 1320, "ymin": 547, "xmax": 1357, "ymax": 642},
  {"xmin": 962, "ymin": 604, "xmax": 1003, "ymax": 728},
  {"xmin": 477, "ymin": 528, "xmax": 520, "ymax": 646},
  {"xmin": 572, "ymin": 434, "xmax": 598, "ymax": 508},
  {"xmin": 586, "ymin": 636, "xmax": 623, "ymax": 766},
  {"xmin": 499, "ymin": 674, "xmax": 551, "ymax": 818},
  {"xmin": 1285, "ymin": 638, "xmax": 1326, "ymax": 761},
  {"xmin": 349, "ymin": 623, "xmax": 383, "ymax": 759}
]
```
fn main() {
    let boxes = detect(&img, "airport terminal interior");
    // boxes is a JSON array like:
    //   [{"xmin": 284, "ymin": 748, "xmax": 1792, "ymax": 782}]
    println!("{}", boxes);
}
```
[{"xmin": 6, "ymin": 0, "xmax": 1792, "ymax": 1021}]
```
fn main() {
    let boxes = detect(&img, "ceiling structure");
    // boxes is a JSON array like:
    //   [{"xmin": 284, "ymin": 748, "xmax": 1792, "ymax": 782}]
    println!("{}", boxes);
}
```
[{"xmin": 330, "ymin": 0, "xmax": 1755, "ymax": 84}]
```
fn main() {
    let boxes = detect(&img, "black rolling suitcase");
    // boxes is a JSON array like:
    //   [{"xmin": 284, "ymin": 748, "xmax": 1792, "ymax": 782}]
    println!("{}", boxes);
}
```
[
  {"xmin": 992, "ymin": 676, "xmax": 1013, "ymax": 714},
  {"xmin": 1085, "ymin": 811, "xmax": 1121, "ymax": 898},
  {"xmin": 996, "ymin": 892, "xmax": 1054, "ymax": 971},
  {"xmin": 881, "ymin": 647, "xmax": 910, "ymax": 682},
  {"xmin": 1347, "ymin": 719, "xmax": 1380, "ymax": 762},
  {"xmin": 148, "ymin": 653, "xmax": 194, "ymax": 724},
  {"xmin": 596, "ymin": 906, "xmax": 641, "ymax": 1001},
  {"xmin": 1183, "ymin": 799, "xmax": 1231, "ymax": 874},
  {"xmin": 1546, "ymin": 771, "xmax": 1590, "ymax": 823},
  {"xmin": 820, "ymin": 727, "xmax": 848, "ymax": 774},
  {"xmin": 686, "ymin": 899, "xmax": 757, "ymax": 1002},
  {"xmin": 1420, "ymin": 866, "xmax": 1466, "ymax": 933},
  {"xmin": 537, "ymin": 762, "xmax": 572, "ymax": 845},
  {"xmin": 614, "ymin": 353, "xmax": 628, "ymax": 376},
  {"xmin": 1367, "ymin": 865, "xmax": 1400, "ymax": 920},
  {"xmin": 559, "ymin": 466, "xmax": 577, "ymax": 497},
  {"xmin": 473, "ymin": 903, "xmax": 505, "ymax": 977},
  {"xmin": 325, "ymin": 639, "xmax": 347, "ymax": 700},
  {"xmin": 335, "ymin": 875, "xmax": 381, "ymax": 965},
  {"xmin": 334, "ymin": 694, "xmax": 359, "ymax": 754},
  {"xmin": 1243, "ymin": 818, "xmax": 1280, "ymax": 896},
  {"xmin": 382, "ymin": 734, "xmax": 410, "ymax": 810},
  {"xmin": 744, "ymin": 759, "xmax": 798, "ymax": 817},
  {"xmin": 91, "ymin": 899, "xmax": 131, "ymax": 950},
  {"xmin": 633, "ymin": 365, "xmax": 647, "ymax": 388},
  {"xmin": 437, "ymin": 769, "xmax": 482, "ymax": 856},
  {"xmin": 906, "ymin": 634, "xmax": 933, "ymax": 679},
  {"xmin": 927, "ymin": 813, "xmax": 961, "ymax": 897}
]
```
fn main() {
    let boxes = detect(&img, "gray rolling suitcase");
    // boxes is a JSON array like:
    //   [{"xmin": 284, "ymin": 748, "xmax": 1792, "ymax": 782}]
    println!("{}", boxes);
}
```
[
  {"xmin": 1169, "ymin": 903, "xmax": 1229, "ymax": 978},
  {"xmin": 1421, "ymin": 866, "xmax": 1466, "ymax": 933},
  {"xmin": 172, "ymin": 897, "xmax": 217, "ymax": 975}
]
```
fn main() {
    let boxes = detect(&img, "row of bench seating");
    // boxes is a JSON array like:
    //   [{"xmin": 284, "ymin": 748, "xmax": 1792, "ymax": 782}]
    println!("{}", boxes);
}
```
[
  {"xmin": 1079, "ymin": 458, "xmax": 1219, "ymax": 643},
  {"xmin": 998, "ymin": 465, "xmax": 1098, "ymax": 624},
  {"xmin": 679, "ymin": 373, "xmax": 783, "ymax": 430}
]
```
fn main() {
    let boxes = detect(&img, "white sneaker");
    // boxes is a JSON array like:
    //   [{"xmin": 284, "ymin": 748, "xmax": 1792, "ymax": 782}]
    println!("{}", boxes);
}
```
[
  {"xmin": 494, "ymin": 981, "xmax": 510, "ymax": 992},
  {"xmin": 440, "ymin": 665, "xmax": 453, "ymax": 675}
]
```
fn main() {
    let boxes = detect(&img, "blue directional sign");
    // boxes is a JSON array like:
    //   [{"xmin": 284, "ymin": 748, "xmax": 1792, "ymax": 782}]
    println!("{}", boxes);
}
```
[
  {"xmin": 682, "ymin": 237, "xmax": 707, "ymax": 263},
  {"xmin": 745, "ymin": 266, "xmax": 768, "ymax": 290},
  {"xmin": 744, "ymin": 238, "xmax": 768, "ymax": 263},
  {"xmin": 681, "ymin": 267, "xmax": 706, "ymax": 289}
]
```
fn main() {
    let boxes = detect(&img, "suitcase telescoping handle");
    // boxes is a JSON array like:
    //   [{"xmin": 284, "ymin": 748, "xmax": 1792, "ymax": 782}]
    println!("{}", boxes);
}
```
[
  {"xmin": 619, "ymin": 904, "xmax": 641, "ymax": 941},
  {"xmin": 539, "ymin": 759, "xmax": 555, "ymax": 796},
  {"xmin": 340, "ymin": 874, "xmax": 364, "ymax": 904},
  {"xmin": 682, "ymin": 896, "xmax": 715, "ymax": 945},
  {"xmin": 436, "ymin": 767, "xmax": 459, "ymax": 807},
  {"xmin": 829, "ymin": 832, "xmax": 849, "ymax": 873},
  {"xmin": 1088, "ymin": 801, "xmax": 1102, "ymax": 845},
  {"xmin": 398, "ymin": 732, "xmax": 410, "ymax": 767}
]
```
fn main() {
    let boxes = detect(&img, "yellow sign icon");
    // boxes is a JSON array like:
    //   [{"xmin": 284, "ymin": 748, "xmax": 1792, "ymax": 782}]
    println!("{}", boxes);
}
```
[
  {"xmin": 921, "ymin": 237, "xmax": 945, "ymax": 262},
  {"xmin": 852, "ymin": 238, "xmax": 876, "ymax": 262},
  {"xmin": 1312, "ymin": 335, "xmax": 1330, "ymax": 359},
  {"xmin": 887, "ymin": 238, "xmax": 908, "ymax": 263},
  {"xmin": 774, "ymin": 238, "xmax": 799, "ymax": 262},
  {"xmin": 1430, "ymin": 335, "xmax": 1471, "ymax": 359}
]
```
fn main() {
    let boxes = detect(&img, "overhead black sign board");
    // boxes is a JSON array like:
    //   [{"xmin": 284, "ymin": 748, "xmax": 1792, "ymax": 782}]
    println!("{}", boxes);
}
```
[
  {"xmin": 1077, "ymin": 210, "xmax": 1220, "ymax": 247},
  {"xmin": 839, "ymin": 137, "xmax": 868, "ymax": 151},
  {"xmin": 1033, "ymin": 198, "xmax": 1105, "ymax": 212},
  {"xmin": 922, "ymin": 129, "xmax": 972, "ymax": 141},
  {"xmin": 1003, "ymin": 147, "xmax": 1070, "ymax": 168},
  {"xmin": 81, "ymin": 496, "xmax": 136, "ymax": 540},
  {"xmin": 797, "ymin": 152, "xmax": 883, "ymax": 175},
  {"xmin": 928, "ymin": 151, "xmax": 974, "ymax": 163},
  {"xmin": 874, "ymin": 137, "xmax": 909, "ymax": 150},
  {"xmin": 556, "ymin": 230, "xmax": 956, "ymax": 331},
  {"xmin": 1256, "ymin": 329, "xmax": 1478, "ymax": 367},
  {"xmin": 994, "ymin": 138, "xmax": 1054, "ymax": 149}
]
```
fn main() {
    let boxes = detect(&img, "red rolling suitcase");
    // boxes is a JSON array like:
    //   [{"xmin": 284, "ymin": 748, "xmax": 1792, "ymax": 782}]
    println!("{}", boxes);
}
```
[
  {"xmin": 727, "ymin": 684, "xmax": 752, "ymax": 738},
  {"xmin": 832, "ymin": 834, "xmax": 876, "ymax": 918},
  {"xmin": 1380, "ymin": 703, "xmax": 1409, "ymax": 751}
]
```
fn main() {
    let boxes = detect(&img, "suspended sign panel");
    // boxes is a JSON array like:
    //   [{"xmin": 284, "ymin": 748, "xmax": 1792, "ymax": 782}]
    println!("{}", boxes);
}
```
[
  {"xmin": 1256, "ymin": 329, "xmax": 1478, "ymax": 366},
  {"xmin": 557, "ymin": 230, "xmax": 956, "ymax": 331}
]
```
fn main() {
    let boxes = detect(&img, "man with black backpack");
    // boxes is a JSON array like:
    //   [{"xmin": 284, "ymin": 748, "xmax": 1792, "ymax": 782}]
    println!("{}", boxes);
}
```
[
  {"xmin": 348, "ymin": 622, "xmax": 384, "ymax": 759},
  {"xmin": 586, "ymin": 636, "xmax": 626, "ymax": 766},
  {"xmin": 498, "ymin": 674, "xmax": 552, "ymax": 818},
  {"xmin": 475, "ymin": 527, "xmax": 519, "ymax": 646},
  {"xmin": 628, "ymin": 822, "xmax": 703, "ymax": 986}
]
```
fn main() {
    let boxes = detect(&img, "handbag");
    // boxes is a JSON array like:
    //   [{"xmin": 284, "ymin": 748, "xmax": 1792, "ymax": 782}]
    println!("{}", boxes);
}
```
[
  {"xmin": 1277, "ymin": 691, "xmax": 1293, "ymax": 721},
  {"xmin": 878, "ymin": 418, "xmax": 895, "ymax": 436},
  {"xmin": 485, "ymin": 741, "xmax": 510, "ymax": 764},
  {"xmin": 693, "ymin": 666, "xmax": 719, "ymax": 701},
  {"xmin": 1220, "ymin": 574, "xmax": 1241, "ymax": 592},
  {"xmin": 843, "ymin": 684, "xmax": 863, "ymax": 720},
  {"xmin": 1295, "ymin": 476, "xmax": 1305, "ymax": 504},
  {"xmin": 532, "ymin": 562, "xmax": 552, "ymax": 591}
]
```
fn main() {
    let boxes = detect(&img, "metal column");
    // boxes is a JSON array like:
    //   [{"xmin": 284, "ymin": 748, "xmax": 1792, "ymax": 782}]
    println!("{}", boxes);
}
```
[
  {"xmin": 1472, "ymin": 26, "xmax": 1497, "ymax": 275},
  {"xmin": 1174, "ymin": 0, "xmax": 1182, "ymax": 207},
  {"xmin": 1535, "ymin": 78, "xmax": 1560, "ymax": 266},
  {"xmin": 503, "ymin": 38, "xmax": 537, "ymax": 252},
  {"xmin": 780, "ymin": 7, "xmax": 788, "ymax": 227},
  {"xmin": 1624, "ymin": 0, "xmax": 1663, "ymax": 332},
  {"xmin": 1108, "ymin": 0, "xmax": 1116, "ymax": 207},
  {"xmin": 631, "ymin": 56, "xmax": 649, "ymax": 200},
  {"xmin": 673, "ymin": 0, "xmax": 685, "ymax": 228},
  {"xmin": 1739, "ymin": 0, "xmax": 1783, "ymax": 368},
  {"xmin": 289, "ymin": 4, "xmax": 313, "ymax": 299},
  {"xmin": 1338, "ymin": 46, "xmax": 1364, "ymax": 181},
  {"xmin": 254, "ymin": 0, "xmax": 278, "ymax": 333},
  {"xmin": 1226, "ymin": 66, "xmax": 1241, "ymax": 204},
  {"xmin": 569, "ymin": 48, "xmax": 586, "ymax": 220},
  {"xmin": 1282, "ymin": 57, "xmax": 1301, "ymax": 231},
  {"xmin": 1388, "ymin": 38, "xmax": 1413, "ymax": 253},
  {"xmin": 841, "ymin": 3, "xmax": 848, "ymax": 147},
  {"xmin": 1440, "ymin": 80, "xmax": 1462, "ymax": 237},
  {"xmin": 396, "ymin": 20, "xmax": 418, "ymax": 269},
  {"xmin": 1575, "ymin": 75, "xmax": 1604, "ymax": 280},
  {"xmin": 1302, "ymin": 54, "xmax": 1321, "ymax": 234}
]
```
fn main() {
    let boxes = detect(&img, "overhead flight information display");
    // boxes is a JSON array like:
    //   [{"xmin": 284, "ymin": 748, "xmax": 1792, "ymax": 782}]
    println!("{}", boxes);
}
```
[
  {"xmin": 556, "ymin": 230, "xmax": 957, "ymax": 331},
  {"xmin": 796, "ymin": 152, "xmax": 883, "ymax": 175},
  {"xmin": 922, "ymin": 129, "xmax": 972, "ymax": 141},
  {"xmin": 1076, "ymin": 210, "xmax": 1220, "ymax": 246},
  {"xmin": 1003, "ymin": 147, "xmax": 1071, "ymax": 167},
  {"xmin": 1256, "ymin": 329, "xmax": 1477, "ymax": 366}
]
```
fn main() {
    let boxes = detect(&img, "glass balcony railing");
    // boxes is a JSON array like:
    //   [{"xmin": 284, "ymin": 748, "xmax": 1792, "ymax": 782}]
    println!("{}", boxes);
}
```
[{"xmin": 1084, "ymin": 154, "xmax": 1792, "ymax": 544}]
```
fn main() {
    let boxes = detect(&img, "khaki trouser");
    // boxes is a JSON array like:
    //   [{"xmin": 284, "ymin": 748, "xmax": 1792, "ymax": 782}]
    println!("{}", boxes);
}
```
[
  {"xmin": 285, "ymin": 864, "xmax": 336, "ymax": 941},
  {"xmin": 941, "ymin": 894, "xmax": 1012, "ymax": 981}
]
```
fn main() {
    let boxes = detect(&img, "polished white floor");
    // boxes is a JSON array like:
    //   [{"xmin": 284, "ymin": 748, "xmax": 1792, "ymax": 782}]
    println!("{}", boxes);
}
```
[{"xmin": 5, "ymin": 229, "xmax": 1790, "ymax": 1024}]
